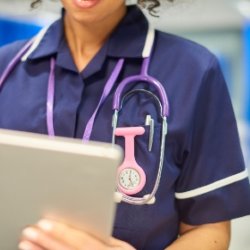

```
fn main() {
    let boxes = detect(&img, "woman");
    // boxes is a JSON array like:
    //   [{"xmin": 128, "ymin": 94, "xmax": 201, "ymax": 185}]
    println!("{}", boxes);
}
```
[{"xmin": 0, "ymin": 0, "xmax": 249, "ymax": 249}]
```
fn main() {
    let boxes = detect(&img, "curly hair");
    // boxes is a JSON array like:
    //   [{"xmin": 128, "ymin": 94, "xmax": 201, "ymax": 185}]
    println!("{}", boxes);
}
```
[
  {"xmin": 138, "ymin": 0, "xmax": 174, "ymax": 16},
  {"xmin": 31, "ymin": 0, "xmax": 174, "ymax": 16}
]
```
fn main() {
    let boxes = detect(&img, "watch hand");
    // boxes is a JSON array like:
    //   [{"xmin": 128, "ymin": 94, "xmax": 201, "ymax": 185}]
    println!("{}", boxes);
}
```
[{"xmin": 129, "ymin": 169, "xmax": 132, "ymax": 180}]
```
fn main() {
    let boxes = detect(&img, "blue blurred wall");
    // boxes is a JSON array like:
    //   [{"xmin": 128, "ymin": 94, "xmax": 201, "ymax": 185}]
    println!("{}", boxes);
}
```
[
  {"xmin": 0, "ymin": 17, "xmax": 41, "ymax": 46},
  {"xmin": 244, "ymin": 22, "xmax": 250, "ymax": 123}
]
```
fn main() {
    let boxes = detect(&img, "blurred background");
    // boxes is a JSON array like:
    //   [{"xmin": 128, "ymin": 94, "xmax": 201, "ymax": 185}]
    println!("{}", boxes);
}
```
[{"xmin": 0, "ymin": 0, "xmax": 249, "ymax": 249}]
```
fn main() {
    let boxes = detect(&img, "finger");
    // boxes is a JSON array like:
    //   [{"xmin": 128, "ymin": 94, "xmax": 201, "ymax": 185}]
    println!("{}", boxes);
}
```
[
  {"xmin": 37, "ymin": 219, "xmax": 106, "ymax": 250},
  {"xmin": 18, "ymin": 240, "xmax": 45, "ymax": 250},
  {"xmin": 22, "ymin": 227, "xmax": 71, "ymax": 250},
  {"xmin": 109, "ymin": 237, "xmax": 136, "ymax": 250}
]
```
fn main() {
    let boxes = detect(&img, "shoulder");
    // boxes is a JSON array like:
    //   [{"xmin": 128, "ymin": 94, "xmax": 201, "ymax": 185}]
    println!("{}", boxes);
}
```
[
  {"xmin": 0, "ymin": 40, "xmax": 28, "ymax": 57},
  {"xmin": 0, "ymin": 40, "xmax": 28, "ymax": 73},
  {"xmin": 154, "ymin": 30, "xmax": 219, "ymax": 74}
]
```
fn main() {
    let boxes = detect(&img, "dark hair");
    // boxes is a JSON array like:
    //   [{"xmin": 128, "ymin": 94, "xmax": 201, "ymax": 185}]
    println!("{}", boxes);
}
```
[
  {"xmin": 138, "ymin": 0, "xmax": 174, "ymax": 16},
  {"xmin": 31, "ymin": 0, "xmax": 175, "ymax": 16}
]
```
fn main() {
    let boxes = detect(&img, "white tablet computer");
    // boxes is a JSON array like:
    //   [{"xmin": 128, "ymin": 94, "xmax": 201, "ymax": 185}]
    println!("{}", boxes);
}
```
[{"xmin": 0, "ymin": 129, "xmax": 122, "ymax": 249}]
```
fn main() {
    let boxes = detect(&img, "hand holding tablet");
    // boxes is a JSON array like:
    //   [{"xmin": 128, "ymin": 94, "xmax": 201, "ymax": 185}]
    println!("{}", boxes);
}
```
[{"xmin": 0, "ymin": 129, "xmax": 122, "ymax": 249}]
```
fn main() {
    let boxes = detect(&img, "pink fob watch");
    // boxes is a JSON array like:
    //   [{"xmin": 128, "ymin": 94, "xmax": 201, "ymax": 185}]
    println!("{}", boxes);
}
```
[{"xmin": 115, "ymin": 127, "xmax": 146, "ymax": 195}]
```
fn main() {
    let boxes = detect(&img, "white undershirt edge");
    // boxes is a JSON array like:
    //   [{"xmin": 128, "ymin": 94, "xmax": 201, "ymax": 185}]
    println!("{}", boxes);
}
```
[{"xmin": 21, "ymin": 27, "xmax": 49, "ymax": 62}]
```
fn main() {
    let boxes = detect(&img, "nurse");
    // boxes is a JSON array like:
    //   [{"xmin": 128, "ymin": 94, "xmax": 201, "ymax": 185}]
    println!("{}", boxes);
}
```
[{"xmin": 0, "ymin": 0, "xmax": 249, "ymax": 249}]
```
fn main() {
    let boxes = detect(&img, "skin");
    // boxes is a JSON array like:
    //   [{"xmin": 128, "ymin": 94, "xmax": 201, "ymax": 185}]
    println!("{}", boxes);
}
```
[
  {"xmin": 167, "ymin": 222, "xmax": 231, "ymax": 250},
  {"xmin": 31, "ymin": 0, "xmax": 168, "ymax": 16},
  {"xmin": 19, "ymin": 0, "xmax": 231, "ymax": 249},
  {"xmin": 19, "ymin": 220, "xmax": 230, "ymax": 250},
  {"xmin": 61, "ymin": 0, "xmax": 126, "ymax": 71}
]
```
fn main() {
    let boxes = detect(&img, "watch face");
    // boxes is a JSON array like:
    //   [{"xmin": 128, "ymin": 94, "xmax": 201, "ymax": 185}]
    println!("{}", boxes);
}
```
[{"xmin": 119, "ymin": 168, "xmax": 141, "ymax": 190}]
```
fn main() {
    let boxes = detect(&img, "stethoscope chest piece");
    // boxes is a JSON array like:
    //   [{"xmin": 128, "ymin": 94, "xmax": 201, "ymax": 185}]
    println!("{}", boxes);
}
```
[{"xmin": 115, "ymin": 126, "xmax": 146, "ymax": 195}]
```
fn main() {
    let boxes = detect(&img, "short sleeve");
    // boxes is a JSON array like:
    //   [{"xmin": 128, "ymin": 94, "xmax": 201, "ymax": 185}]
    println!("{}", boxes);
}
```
[{"xmin": 175, "ymin": 56, "xmax": 250, "ymax": 225}]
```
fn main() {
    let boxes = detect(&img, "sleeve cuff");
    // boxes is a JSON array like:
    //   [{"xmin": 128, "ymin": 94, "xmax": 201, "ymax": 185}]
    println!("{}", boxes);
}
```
[{"xmin": 176, "ymin": 172, "xmax": 250, "ymax": 225}]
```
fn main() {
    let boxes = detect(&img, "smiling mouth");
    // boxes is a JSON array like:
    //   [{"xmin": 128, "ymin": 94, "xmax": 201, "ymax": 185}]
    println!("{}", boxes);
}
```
[{"xmin": 74, "ymin": 0, "xmax": 100, "ymax": 9}]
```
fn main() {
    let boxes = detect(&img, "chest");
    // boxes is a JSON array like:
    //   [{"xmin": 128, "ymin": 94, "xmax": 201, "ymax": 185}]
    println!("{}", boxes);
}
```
[{"xmin": 0, "ymin": 57, "xmax": 191, "ymax": 248}]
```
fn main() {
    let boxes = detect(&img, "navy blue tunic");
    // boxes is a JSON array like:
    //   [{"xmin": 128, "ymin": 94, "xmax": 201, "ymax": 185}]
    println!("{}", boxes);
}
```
[{"xmin": 0, "ymin": 6, "xmax": 250, "ymax": 250}]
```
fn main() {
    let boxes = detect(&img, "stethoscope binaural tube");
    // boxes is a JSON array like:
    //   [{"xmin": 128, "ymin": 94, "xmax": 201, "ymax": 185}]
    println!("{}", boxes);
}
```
[{"xmin": 112, "ymin": 57, "xmax": 170, "ymax": 117}]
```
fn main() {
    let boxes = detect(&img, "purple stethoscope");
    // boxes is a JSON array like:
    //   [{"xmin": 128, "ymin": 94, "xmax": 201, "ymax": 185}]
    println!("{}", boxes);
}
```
[{"xmin": 0, "ymin": 26, "xmax": 169, "ymax": 205}]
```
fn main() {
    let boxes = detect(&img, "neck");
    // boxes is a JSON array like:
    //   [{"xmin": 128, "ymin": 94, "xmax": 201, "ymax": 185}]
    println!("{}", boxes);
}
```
[{"xmin": 64, "ymin": 6, "xmax": 126, "ymax": 72}]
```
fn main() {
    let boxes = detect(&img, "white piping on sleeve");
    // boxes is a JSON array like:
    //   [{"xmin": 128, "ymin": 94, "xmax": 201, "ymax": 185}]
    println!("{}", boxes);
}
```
[
  {"xmin": 175, "ymin": 169, "xmax": 249, "ymax": 200},
  {"xmin": 142, "ymin": 26, "xmax": 155, "ymax": 58},
  {"xmin": 21, "ymin": 27, "xmax": 49, "ymax": 62}
]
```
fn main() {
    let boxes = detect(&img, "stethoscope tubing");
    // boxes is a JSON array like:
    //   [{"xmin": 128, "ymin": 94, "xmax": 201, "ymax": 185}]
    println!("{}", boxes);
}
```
[{"xmin": 112, "ymin": 74, "xmax": 170, "ymax": 117}]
